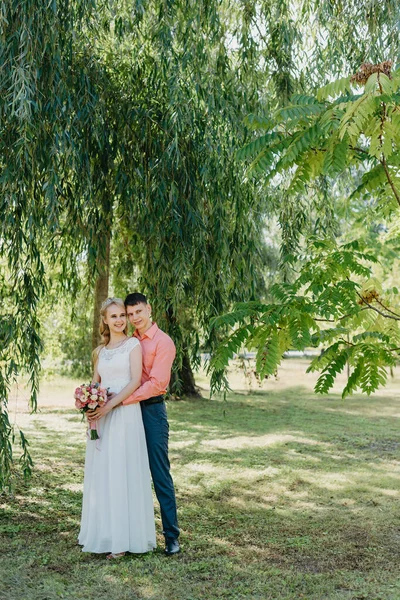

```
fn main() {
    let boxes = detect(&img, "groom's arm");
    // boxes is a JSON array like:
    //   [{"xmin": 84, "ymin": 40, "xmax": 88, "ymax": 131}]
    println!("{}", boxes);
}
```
[{"xmin": 122, "ymin": 337, "xmax": 176, "ymax": 405}]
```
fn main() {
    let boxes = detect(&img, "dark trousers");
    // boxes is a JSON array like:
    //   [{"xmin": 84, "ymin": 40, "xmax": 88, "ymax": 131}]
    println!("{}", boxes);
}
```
[{"xmin": 141, "ymin": 401, "xmax": 180, "ymax": 540}]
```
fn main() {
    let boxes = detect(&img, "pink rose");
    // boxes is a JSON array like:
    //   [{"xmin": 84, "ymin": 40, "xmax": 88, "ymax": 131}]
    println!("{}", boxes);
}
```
[
  {"xmin": 88, "ymin": 401, "xmax": 98, "ymax": 409},
  {"xmin": 74, "ymin": 388, "xmax": 83, "ymax": 398},
  {"xmin": 90, "ymin": 394, "xmax": 98, "ymax": 401},
  {"xmin": 75, "ymin": 398, "xmax": 85, "ymax": 409}
]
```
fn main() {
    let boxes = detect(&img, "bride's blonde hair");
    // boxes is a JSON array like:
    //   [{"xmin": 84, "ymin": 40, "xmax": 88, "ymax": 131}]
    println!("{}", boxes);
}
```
[{"xmin": 99, "ymin": 297, "xmax": 128, "ymax": 346}]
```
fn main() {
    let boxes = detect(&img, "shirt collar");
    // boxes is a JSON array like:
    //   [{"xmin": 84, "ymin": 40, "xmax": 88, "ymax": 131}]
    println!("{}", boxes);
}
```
[{"xmin": 133, "ymin": 322, "xmax": 159, "ymax": 340}]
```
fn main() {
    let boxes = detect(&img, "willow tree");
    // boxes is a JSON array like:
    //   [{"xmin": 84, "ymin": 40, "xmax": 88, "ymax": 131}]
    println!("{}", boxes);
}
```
[
  {"xmin": 95, "ymin": 1, "xmax": 271, "ymax": 395},
  {"xmin": 0, "ymin": 0, "xmax": 269, "ymax": 486},
  {"xmin": 2, "ymin": 0, "xmax": 400, "ymax": 490},
  {"xmin": 0, "ymin": 0, "xmax": 118, "ymax": 489}
]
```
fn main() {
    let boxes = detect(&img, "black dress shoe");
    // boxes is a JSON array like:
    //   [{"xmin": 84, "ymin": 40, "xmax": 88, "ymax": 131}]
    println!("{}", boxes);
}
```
[{"xmin": 165, "ymin": 538, "xmax": 181, "ymax": 555}]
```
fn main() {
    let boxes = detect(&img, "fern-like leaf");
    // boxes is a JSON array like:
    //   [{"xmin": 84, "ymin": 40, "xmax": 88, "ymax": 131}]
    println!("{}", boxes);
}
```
[
  {"xmin": 236, "ymin": 132, "xmax": 281, "ymax": 161},
  {"xmin": 256, "ymin": 331, "xmax": 280, "ymax": 379},
  {"xmin": 317, "ymin": 76, "xmax": 352, "ymax": 101},
  {"xmin": 243, "ymin": 114, "xmax": 274, "ymax": 131},
  {"xmin": 323, "ymin": 136, "xmax": 349, "ymax": 175},
  {"xmin": 314, "ymin": 348, "xmax": 348, "ymax": 394},
  {"xmin": 341, "ymin": 361, "xmax": 364, "ymax": 399}
]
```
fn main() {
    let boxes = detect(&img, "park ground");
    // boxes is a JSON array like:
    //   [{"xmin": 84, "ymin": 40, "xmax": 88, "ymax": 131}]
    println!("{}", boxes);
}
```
[{"xmin": 1, "ymin": 359, "xmax": 400, "ymax": 600}]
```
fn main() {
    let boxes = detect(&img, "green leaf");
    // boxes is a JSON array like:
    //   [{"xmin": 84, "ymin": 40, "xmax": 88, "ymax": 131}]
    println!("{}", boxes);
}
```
[
  {"xmin": 342, "ymin": 361, "xmax": 364, "ymax": 399},
  {"xmin": 317, "ymin": 76, "xmax": 352, "ymax": 101},
  {"xmin": 314, "ymin": 348, "xmax": 348, "ymax": 394},
  {"xmin": 256, "ymin": 331, "xmax": 280, "ymax": 379}
]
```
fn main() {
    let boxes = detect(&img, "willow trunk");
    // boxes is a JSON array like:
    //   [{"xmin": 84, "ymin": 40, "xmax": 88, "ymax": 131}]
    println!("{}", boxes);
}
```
[{"xmin": 91, "ymin": 232, "xmax": 111, "ymax": 351}]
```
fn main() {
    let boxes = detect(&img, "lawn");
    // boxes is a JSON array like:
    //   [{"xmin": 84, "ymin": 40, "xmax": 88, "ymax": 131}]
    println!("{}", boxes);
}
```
[{"xmin": 1, "ymin": 360, "xmax": 400, "ymax": 600}]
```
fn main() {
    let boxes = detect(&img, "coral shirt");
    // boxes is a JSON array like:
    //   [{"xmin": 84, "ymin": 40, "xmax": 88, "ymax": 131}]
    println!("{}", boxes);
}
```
[{"xmin": 122, "ymin": 323, "xmax": 176, "ymax": 404}]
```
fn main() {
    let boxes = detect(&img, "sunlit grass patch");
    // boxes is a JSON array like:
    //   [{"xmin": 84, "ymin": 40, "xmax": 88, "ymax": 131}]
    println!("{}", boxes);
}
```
[{"xmin": 1, "ymin": 369, "xmax": 400, "ymax": 599}]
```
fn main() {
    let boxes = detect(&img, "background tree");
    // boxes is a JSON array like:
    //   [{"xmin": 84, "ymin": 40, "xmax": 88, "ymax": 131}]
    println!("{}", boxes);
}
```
[
  {"xmin": 0, "ymin": 0, "xmax": 102, "ymax": 489},
  {"xmin": 2, "ymin": 0, "xmax": 400, "ymax": 491},
  {"xmin": 211, "ymin": 62, "xmax": 400, "ymax": 398},
  {"xmin": 102, "ymin": 2, "xmax": 268, "ymax": 394}
]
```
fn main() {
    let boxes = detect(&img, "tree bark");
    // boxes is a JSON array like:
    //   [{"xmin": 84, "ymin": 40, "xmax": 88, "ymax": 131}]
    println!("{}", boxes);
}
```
[
  {"xmin": 91, "ymin": 230, "xmax": 111, "ymax": 351},
  {"xmin": 165, "ymin": 306, "xmax": 202, "ymax": 398},
  {"xmin": 178, "ymin": 347, "xmax": 202, "ymax": 398}
]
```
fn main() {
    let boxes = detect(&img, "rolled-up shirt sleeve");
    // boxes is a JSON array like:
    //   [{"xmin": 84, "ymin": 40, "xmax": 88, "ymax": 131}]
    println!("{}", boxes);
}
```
[{"xmin": 122, "ymin": 336, "xmax": 176, "ymax": 405}]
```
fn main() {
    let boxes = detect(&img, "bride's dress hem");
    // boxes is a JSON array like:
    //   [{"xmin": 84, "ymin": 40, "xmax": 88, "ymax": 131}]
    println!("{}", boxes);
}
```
[{"xmin": 78, "ymin": 540, "xmax": 156, "ymax": 554}]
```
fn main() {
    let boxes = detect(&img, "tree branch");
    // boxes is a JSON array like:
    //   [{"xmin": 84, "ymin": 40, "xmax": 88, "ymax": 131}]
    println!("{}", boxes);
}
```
[
  {"xmin": 338, "ymin": 337, "xmax": 355, "ymax": 346},
  {"xmin": 380, "ymin": 155, "xmax": 400, "ymax": 207},
  {"xmin": 313, "ymin": 306, "xmax": 371, "ymax": 323},
  {"xmin": 356, "ymin": 291, "xmax": 400, "ymax": 320},
  {"xmin": 378, "ymin": 90, "xmax": 400, "ymax": 207},
  {"xmin": 375, "ymin": 297, "xmax": 400, "ymax": 319},
  {"xmin": 350, "ymin": 146, "xmax": 370, "ymax": 156}
]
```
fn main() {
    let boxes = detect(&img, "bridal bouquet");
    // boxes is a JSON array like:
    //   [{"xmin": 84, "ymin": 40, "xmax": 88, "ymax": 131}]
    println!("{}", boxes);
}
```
[{"xmin": 74, "ymin": 383, "xmax": 108, "ymax": 440}]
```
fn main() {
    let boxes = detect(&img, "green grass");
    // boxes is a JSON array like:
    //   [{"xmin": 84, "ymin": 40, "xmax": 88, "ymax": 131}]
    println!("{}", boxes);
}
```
[{"xmin": 1, "ymin": 377, "xmax": 400, "ymax": 599}]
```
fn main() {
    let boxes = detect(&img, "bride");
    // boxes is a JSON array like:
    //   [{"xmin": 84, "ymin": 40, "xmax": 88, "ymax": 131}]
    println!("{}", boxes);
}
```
[{"xmin": 78, "ymin": 297, "xmax": 156, "ymax": 558}]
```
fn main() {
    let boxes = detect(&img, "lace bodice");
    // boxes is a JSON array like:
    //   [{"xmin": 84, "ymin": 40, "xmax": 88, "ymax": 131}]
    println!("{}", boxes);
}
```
[{"xmin": 98, "ymin": 337, "xmax": 140, "ymax": 394}]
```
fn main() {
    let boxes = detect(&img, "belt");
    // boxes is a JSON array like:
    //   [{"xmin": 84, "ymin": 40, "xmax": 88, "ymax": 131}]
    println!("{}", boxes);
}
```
[{"xmin": 141, "ymin": 395, "xmax": 164, "ymax": 406}]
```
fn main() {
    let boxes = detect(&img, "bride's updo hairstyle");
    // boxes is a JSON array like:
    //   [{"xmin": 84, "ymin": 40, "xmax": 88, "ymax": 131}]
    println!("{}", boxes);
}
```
[{"xmin": 99, "ymin": 297, "xmax": 128, "ymax": 346}]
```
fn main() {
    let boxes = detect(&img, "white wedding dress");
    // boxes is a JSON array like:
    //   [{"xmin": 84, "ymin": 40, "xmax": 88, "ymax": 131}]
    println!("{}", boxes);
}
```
[{"xmin": 78, "ymin": 337, "xmax": 156, "ymax": 554}]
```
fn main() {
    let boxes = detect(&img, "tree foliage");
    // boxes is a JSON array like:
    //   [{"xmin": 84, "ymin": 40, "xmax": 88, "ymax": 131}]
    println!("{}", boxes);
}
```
[
  {"xmin": 240, "ymin": 60, "xmax": 400, "ymax": 211},
  {"xmin": 0, "ymin": 0, "xmax": 270, "ymax": 488},
  {"xmin": 2, "ymin": 0, "xmax": 400, "ymax": 490},
  {"xmin": 211, "ymin": 61, "xmax": 400, "ymax": 398},
  {"xmin": 75, "ymin": 0, "xmax": 271, "ymax": 392},
  {"xmin": 211, "ymin": 237, "xmax": 400, "ymax": 397},
  {"xmin": 0, "ymin": 0, "xmax": 100, "ymax": 490}
]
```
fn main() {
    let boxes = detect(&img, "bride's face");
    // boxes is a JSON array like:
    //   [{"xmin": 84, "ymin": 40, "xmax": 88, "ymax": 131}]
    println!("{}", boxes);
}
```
[{"xmin": 104, "ymin": 304, "xmax": 127, "ymax": 334}]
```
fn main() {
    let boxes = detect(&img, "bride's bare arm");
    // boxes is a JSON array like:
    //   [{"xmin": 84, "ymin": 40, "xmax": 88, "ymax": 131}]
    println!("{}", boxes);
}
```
[
  {"xmin": 91, "ymin": 347, "xmax": 101, "ymax": 384},
  {"xmin": 88, "ymin": 345, "xmax": 142, "ymax": 420}
]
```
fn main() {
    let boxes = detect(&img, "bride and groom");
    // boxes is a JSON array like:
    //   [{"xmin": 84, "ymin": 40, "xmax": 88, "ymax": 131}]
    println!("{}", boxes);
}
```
[{"xmin": 78, "ymin": 292, "xmax": 180, "ymax": 558}]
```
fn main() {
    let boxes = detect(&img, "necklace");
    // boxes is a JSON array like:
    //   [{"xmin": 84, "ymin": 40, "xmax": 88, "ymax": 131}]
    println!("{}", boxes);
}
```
[{"xmin": 106, "ymin": 336, "xmax": 128, "ymax": 350}]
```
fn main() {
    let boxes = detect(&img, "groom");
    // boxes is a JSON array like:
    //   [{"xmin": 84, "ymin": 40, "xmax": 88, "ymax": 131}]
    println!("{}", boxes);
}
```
[{"xmin": 122, "ymin": 292, "xmax": 180, "ymax": 556}]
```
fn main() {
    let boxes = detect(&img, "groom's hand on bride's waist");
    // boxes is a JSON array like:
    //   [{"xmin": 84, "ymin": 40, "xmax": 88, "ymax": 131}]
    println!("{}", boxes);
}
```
[{"xmin": 105, "ymin": 392, "xmax": 137, "ymax": 407}]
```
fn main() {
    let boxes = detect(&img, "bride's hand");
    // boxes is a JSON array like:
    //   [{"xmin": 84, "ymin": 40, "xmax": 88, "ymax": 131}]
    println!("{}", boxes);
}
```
[{"xmin": 87, "ymin": 404, "xmax": 113, "ymax": 422}]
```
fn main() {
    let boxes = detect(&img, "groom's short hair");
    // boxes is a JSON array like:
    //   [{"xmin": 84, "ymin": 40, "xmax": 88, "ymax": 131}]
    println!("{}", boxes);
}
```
[{"xmin": 125, "ymin": 292, "xmax": 148, "ymax": 306}]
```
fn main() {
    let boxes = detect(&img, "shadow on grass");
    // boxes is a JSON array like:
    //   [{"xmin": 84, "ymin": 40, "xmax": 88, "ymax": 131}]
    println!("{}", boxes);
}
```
[{"xmin": 1, "ymin": 386, "xmax": 400, "ymax": 599}]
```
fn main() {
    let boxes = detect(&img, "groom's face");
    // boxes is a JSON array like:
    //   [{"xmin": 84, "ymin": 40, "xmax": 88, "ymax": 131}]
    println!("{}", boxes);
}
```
[{"xmin": 126, "ymin": 302, "xmax": 152, "ymax": 333}]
